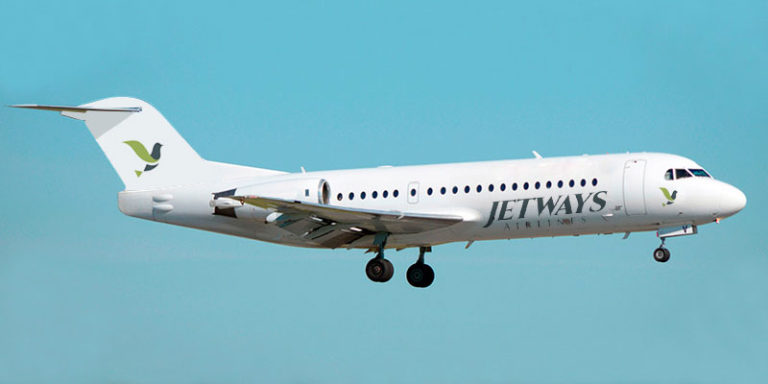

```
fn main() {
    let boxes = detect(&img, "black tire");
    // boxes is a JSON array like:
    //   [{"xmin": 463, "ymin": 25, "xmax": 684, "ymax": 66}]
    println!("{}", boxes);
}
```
[
  {"xmin": 366, "ymin": 258, "xmax": 385, "ymax": 282},
  {"xmin": 407, "ymin": 263, "xmax": 435, "ymax": 288},
  {"xmin": 366, "ymin": 258, "xmax": 394, "ymax": 283},
  {"xmin": 653, "ymin": 247, "xmax": 670, "ymax": 263},
  {"xmin": 381, "ymin": 258, "xmax": 394, "ymax": 282},
  {"xmin": 421, "ymin": 264, "xmax": 435, "ymax": 287}
]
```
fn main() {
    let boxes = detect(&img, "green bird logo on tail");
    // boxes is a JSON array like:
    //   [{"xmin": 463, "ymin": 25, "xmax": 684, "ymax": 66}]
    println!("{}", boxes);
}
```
[
  {"xmin": 123, "ymin": 140, "xmax": 163, "ymax": 177},
  {"xmin": 660, "ymin": 187, "xmax": 678, "ymax": 206}
]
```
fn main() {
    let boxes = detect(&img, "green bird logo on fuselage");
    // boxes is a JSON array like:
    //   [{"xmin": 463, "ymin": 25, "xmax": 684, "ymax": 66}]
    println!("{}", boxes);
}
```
[
  {"xmin": 123, "ymin": 140, "xmax": 163, "ymax": 177},
  {"xmin": 660, "ymin": 187, "xmax": 678, "ymax": 206}
]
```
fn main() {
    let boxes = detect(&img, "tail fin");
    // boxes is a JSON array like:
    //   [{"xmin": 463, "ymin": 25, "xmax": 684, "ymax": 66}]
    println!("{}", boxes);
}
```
[{"xmin": 14, "ymin": 97, "xmax": 206, "ymax": 190}]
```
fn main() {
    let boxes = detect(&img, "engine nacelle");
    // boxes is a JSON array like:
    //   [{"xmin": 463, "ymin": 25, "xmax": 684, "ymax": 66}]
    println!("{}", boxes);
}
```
[
  {"xmin": 235, "ymin": 177, "xmax": 331, "ymax": 205},
  {"xmin": 210, "ymin": 177, "xmax": 331, "ymax": 220}
]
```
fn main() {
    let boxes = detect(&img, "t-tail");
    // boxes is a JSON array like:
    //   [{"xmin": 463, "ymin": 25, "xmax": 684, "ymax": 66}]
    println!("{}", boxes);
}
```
[{"xmin": 12, "ymin": 97, "xmax": 282, "ymax": 190}]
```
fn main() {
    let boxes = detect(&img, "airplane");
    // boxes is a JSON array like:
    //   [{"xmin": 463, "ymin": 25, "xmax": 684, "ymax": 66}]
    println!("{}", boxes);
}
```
[{"xmin": 12, "ymin": 97, "xmax": 747, "ymax": 288}]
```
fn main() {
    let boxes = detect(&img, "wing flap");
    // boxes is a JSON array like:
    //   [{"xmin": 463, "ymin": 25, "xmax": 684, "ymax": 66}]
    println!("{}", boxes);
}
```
[{"xmin": 228, "ymin": 195, "xmax": 463, "ymax": 247}]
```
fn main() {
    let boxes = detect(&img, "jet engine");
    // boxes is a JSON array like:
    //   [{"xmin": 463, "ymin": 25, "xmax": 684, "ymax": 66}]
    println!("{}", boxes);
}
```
[{"xmin": 211, "ymin": 177, "xmax": 332, "ymax": 218}]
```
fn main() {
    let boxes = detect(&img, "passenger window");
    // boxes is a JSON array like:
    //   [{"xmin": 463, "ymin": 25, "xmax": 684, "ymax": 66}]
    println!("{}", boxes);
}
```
[
  {"xmin": 546, "ymin": 181, "xmax": 552, "ymax": 189},
  {"xmin": 534, "ymin": 181, "xmax": 540, "ymax": 190},
  {"xmin": 664, "ymin": 169, "xmax": 674, "ymax": 180},
  {"xmin": 440, "ymin": 187, "xmax": 447, "ymax": 195},
  {"xmin": 500, "ymin": 183, "xmax": 507, "ymax": 191},
  {"xmin": 512, "ymin": 183, "xmax": 518, "ymax": 191},
  {"xmin": 557, "ymin": 180, "xmax": 563, "ymax": 188},
  {"xmin": 427, "ymin": 187, "xmax": 433, "ymax": 196},
  {"xmin": 592, "ymin": 178, "xmax": 598, "ymax": 186},
  {"xmin": 580, "ymin": 179, "xmax": 586, "ymax": 187},
  {"xmin": 337, "ymin": 193, "xmax": 343, "ymax": 201},
  {"xmin": 452, "ymin": 186, "xmax": 458, "ymax": 194},
  {"xmin": 393, "ymin": 190, "xmax": 399, "ymax": 197},
  {"xmin": 675, "ymin": 169, "xmax": 692, "ymax": 179},
  {"xmin": 476, "ymin": 185, "xmax": 482, "ymax": 193},
  {"xmin": 689, "ymin": 169, "xmax": 711, "ymax": 177},
  {"xmin": 372, "ymin": 191, "xmax": 378, "ymax": 199},
  {"xmin": 464, "ymin": 185, "xmax": 470, "ymax": 193},
  {"xmin": 361, "ymin": 192, "xmax": 366, "ymax": 200},
  {"xmin": 410, "ymin": 188, "xmax": 416, "ymax": 197},
  {"xmin": 488, "ymin": 184, "xmax": 494, "ymax": 192},
  {"xmin": 523, "ymin": 182, "xmax": 529, "ymax": 190},
  {"xmin": 569, "ymin": 179, "xmax": 575, "ymax": 187},
  {"xmin": 349, "ymin": 192, "xmax": 355, "ymax": 200},
  {"xmin": 383, "ymin": 190, "xmax": 389, "ymax": 198}
]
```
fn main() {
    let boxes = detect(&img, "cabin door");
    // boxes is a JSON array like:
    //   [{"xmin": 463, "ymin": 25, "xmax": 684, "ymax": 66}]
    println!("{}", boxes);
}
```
[{"xmin": 623, "ymin": 159, "xmax": 647, "ymax": 215}]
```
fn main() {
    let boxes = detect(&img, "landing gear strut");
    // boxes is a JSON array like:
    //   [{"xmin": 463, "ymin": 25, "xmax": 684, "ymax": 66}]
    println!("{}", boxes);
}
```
[
  {"xmin": 653, "ymin": 238, "xmax": 671, "ymax": 263},
  {"xmin": 407, "ymin": 246, "xmax": 435, "ymax": 288},
  {"xmin": 366, "ymin": 233, "xmax": 394, "ymax": 282}
]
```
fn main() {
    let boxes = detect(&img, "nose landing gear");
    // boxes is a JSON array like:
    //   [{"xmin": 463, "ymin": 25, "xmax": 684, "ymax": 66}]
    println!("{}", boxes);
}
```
[
  {"xmin": 406, "ymin": 247, "xmax": 435, "ymax": 288},
  {"xmin": 652, "ymin": 225, "xmax": 698, "ymax": 263},
  {"xmin": 653, "ymin": 238, "xmax": 671, "ymax": 263}
]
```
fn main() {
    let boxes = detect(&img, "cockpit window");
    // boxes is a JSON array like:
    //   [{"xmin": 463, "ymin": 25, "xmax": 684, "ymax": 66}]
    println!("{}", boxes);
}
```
[
  {"xmin": 689, "ymin": 168, "xmax": 711, "ymax": 177},
  {"xmin": 664, "ymin": 169, "xmax": 674, "ymax": 180},
  {"xmin": 675, "ymin": 169, "xmax": 693, "ymax": 179}
]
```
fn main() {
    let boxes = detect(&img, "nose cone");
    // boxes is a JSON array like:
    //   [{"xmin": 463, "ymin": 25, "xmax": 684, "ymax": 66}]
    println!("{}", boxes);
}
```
[{"xmin": 719, "ymin": 184, "xmax": 747, "ymax": 218}]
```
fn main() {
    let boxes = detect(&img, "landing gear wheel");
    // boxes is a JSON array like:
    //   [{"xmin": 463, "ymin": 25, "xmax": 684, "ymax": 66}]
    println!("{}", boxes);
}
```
[
  {"xmin": 653, "ymin": 247, "xmax": 670, "ymax": 263},
  {"xmin": 366, "ymin": 258, "xmax": 394, "ymax": 282},
  {"xmin": 407, "ymin": 263, "xmax": 435, "ymax": 288},
  {"xmin": 381, "ymin": 259, "xmax": 394, "ymax": 281}
]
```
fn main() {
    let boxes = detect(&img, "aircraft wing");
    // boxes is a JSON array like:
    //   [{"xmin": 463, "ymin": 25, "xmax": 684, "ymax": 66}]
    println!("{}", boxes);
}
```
[{"xmin": 226, "ymin": 195, "xmax": 464, "ymax": 248}]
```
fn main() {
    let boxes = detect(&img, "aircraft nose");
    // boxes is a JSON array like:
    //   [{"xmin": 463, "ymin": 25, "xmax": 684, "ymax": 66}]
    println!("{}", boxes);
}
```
[{"xmin": 719, "ymin": 183, "xmax": 747, "ymax": 217}]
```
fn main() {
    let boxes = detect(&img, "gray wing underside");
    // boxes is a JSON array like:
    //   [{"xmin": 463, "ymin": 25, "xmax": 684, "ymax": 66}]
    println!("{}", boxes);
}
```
[{"xmin": 227, "ymin": 195, "xmax": 464, "ymax": 248}]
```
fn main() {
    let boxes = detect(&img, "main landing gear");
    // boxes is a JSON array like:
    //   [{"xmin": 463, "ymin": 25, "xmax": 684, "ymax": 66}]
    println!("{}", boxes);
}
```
[
  {"xmin": 407, "ymin": 247, "xmax": 435, "ymax": 288},
  {"xmin": 366, "ymin": 233, "xmax": 394, "ymax": 283},
  {"xmin": 364, "ymin": 233, "xmax": 436, "ymax": 287},
  {"xmin": 366, "ymin": 257, "xmax": 394, "ymax": 282},
  {"xmin": 653, "ymin": 238, "xmax": 671, "ymax": 263}
]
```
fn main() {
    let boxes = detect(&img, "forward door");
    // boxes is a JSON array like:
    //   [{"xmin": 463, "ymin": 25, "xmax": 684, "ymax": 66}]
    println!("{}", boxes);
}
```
[{"xmin": 623, "ymin": 159, "xmax": 647, "ymax": 215}]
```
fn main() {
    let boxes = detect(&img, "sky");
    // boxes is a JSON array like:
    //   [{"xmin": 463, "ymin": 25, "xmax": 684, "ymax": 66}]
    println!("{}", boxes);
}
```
[{"xmin": 1, "ymin": 1, "xmax": 767, "ymax": 383}]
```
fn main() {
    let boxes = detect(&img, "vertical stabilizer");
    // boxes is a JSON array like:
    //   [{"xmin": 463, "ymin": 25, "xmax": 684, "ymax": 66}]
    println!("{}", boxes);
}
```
[{"xmin": 15, "ymin": 97, "xmax": 206, "ymax": 190}]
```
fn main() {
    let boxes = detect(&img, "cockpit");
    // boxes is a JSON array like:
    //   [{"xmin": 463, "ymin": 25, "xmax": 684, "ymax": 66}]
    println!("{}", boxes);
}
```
[{"xmin": 664, "ymin": 168, "xmax": 712, "ymax": 180}]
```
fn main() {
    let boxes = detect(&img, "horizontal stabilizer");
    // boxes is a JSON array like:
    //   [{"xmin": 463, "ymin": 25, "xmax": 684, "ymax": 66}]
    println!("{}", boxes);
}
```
[{"xmin": 10, "ymin": 104, "xmax": 142, "ymax": 113}]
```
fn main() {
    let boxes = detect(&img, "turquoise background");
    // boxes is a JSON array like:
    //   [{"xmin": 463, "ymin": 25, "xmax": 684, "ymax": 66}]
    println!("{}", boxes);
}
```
[{"xmin": 1, "ymin": 1, "xmax": 766, "ymax": 383}]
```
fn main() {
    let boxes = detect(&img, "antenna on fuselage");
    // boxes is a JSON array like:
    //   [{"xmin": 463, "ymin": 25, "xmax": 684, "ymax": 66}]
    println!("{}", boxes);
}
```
[{"xmin": 532, "ymin": 150, "xmax": 542, "ymax": 159}]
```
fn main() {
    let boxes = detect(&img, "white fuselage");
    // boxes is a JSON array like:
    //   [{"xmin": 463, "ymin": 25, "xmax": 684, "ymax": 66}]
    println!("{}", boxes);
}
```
[
  {"xmin": 117, "ymin": 152, "xmax": 745, "ymax": 250},
  {"xmin": 14, "ymin": 97, "xmax": 747, "ymax": 287}
]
